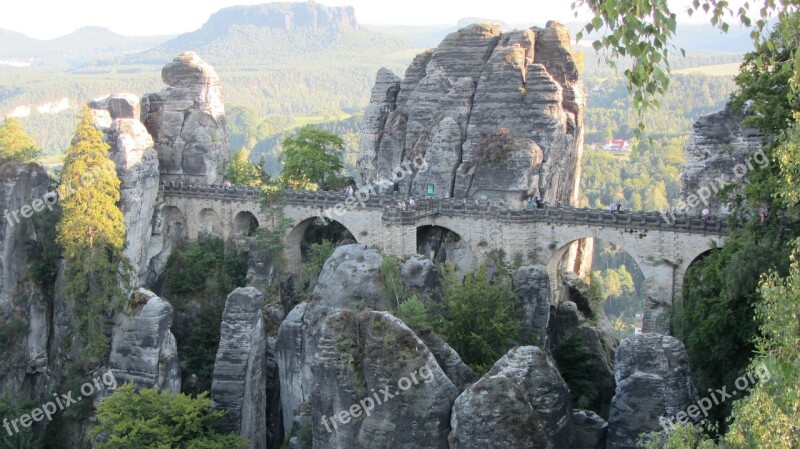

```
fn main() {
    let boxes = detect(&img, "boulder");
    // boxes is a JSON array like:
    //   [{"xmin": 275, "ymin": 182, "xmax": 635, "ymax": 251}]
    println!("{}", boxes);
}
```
[
  {"xmin": 210, "ymin": 287, "xmax": 271, "ymax": 449},
  {"xmin": 109, "ymin": 288, "xmax": 180, "ymax": 392},
  {"xmin": 142, "ymin": 52, "xmax": 229, "ymax": 185},
  {"xmin": 606, "ymin": 334, "xmax": 696, "ymax": 449},
  {"xmin": 312, "ymin": 310, "xmax": 458, "ymax": 448},
  {"xmin": 572, "ymin": 409, "xmax": 607, "ymax": 449},
  {"xmin": 359, "ymin": 22, "xmax": 585, "ymax": 206},
  {"xmin": 450, "ymin": 346, "xmax": 573, "ymax": 449},
  {"xmin": 399, "ymin": 254, "xmax": 439, "ymax": 291},
  {"xmin": 420, "ymin": 332, "xmax": 475, "ymax": 391}
]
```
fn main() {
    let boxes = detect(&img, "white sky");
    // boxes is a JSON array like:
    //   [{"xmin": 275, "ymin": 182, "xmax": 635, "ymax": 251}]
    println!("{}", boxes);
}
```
[{"xmin": 2, "ymin": 0, "xmax": 733, "ymax": 40}]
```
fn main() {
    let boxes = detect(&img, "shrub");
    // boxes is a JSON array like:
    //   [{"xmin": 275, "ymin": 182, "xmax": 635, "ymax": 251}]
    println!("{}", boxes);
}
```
[
  {"xmin": 552, "ymin": 335, "xmax": 600, "ymax": 410},
  {"xmin": 436, "ymin": 262, "xmax": 520, "ymax": 376},
  {"xmin": 397, "ymin": 295, "xmax": 432, "ymax": 333},
  {"xmin": 294, "ymin": 241, "xmax": 336, "ymax": 300},
  {"xmin": 91, "ymin": 383, "xmax": 248, "ymax": 449}
]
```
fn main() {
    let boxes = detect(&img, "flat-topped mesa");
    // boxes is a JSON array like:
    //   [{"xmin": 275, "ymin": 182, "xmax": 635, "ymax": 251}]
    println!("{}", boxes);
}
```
[
  {"xmin": 358, "ymin": 21, "xmax": 585, "ymax": 206},
  {"xmin": 203, "ymin": 2, "xmax": 358, "ymax": 32},
  {"xmin": 142, "ymin": 52, "xmax": 230, "ymax": 186}
]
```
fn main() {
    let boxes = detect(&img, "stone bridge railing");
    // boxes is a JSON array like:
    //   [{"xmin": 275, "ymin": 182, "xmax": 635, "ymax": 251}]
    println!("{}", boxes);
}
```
[{"xmin": 159, "ymin": 182, "xmax": 730, "ymax": 236}]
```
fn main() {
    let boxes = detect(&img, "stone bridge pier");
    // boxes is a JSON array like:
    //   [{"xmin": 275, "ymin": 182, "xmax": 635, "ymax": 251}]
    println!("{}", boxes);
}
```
[{"xmin": 159, "ymin": 183, "xmax": 727, "ymax": 332}]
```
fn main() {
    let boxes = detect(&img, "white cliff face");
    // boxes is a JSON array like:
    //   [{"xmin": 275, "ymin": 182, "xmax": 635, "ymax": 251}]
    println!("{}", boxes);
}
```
[
  {"xmin": 358, "ymin": 22, "xmax": 585, "ymax": 206},
  {"xmin": 89, "ymin": 93, "xmax": 160, "ymax": 288},
  {"xmin": 142, "ymin": 51, "xmax": 230, "ymax": 186}
]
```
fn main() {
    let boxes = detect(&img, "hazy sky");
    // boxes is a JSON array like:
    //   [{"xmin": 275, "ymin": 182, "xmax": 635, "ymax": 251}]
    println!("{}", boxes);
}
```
[{"xmin": 3, "ymin": 0, "xmax": 726, "ymax": 40}]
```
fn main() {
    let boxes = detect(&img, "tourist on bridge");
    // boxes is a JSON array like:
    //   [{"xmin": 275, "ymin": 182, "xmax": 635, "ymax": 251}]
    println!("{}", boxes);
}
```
[
  {"xmin": 535, "ymin": 196, "xmax": 543, "ymax": 209},
  {"xmin": 616, "ymin": 202, "xmax": 623, "ymax": 213},
  {"xmin": 610, "ymin": 203, "xmax": 617, "ymax": 213}
]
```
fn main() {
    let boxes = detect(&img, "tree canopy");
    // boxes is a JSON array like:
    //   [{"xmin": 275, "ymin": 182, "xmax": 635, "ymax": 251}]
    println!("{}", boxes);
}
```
[
  {"xmin": 0, "ymin": 118, "xmax": 41, "ymax": 163},
  {"xmin": 56, "ymin": 106, "xmax": 127, "ymax": 364},
  {"xmin": 279, "ymin": 125, "xmax": 345, "ymax": 190},
  {"xmin": 91, "ymin": 383, "xmax": 248, "ymax": 449}
]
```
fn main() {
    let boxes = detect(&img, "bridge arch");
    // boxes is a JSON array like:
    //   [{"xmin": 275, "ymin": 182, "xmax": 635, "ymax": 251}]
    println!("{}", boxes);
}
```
[
  {"xmin": 233, "ymin": 211, "xmax": 259, "ymax": 237},
  {"xmin": 198, "ymin": 208, "xmax": 223, "ymax": 237},
  {"xmin": 284, "ymin": 216, "xmax": 358, "ymax": 272},
  {"xmin": 416, "ymin": 224, "xmax": 477, "ymax": 277}
]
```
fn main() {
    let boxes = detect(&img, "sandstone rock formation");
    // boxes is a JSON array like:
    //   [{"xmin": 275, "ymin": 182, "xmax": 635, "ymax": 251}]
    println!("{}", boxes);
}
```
[
  {"xmin": 550, "ymin": 273, "xmax": 619, "ymax": 416},
  {"xmin": 142, "ymin": 52, "xmax": 229, "ymax": 185},
  {"xmin": 89, "ymin": 94, "xmax": 160, "ymax": 287},
  {"xmin": 109, "ymin": 288, "xmax": 180, "ymax": 392},
  {"xmin": 0, "ymin": 161, "xmax": 53, "ymax": 396},
  {"xmin": 680, "ymin": 108, "xmax": 762, "ymax": 215},
  {"xmin": 572, "ymin": 409, "xmax": 608, "ymax": 449},
  {"xmin": 513, "ymin": 265, "xmax": 551, "ymax": 345},
  {"xmin": 607, "ymin": 334, "xmax": 696, "ymax": 449},
  {"xmin": 276, "ymin": 244, "xmax": 387, "ymax": 437},
  {"xmin": 358, "ymin": 22, "xmax": 585, "ymax": 205},
  {"xmin": 449, "ymin": 346, "xmax": 573, "ymax": 449},
  {"xmin": 419, "ymin": 332, "xmax": 475, "ymax": 392},
  {"xmin": 211, "ymin": 287, "xmax": 272, "ymax": 449},
  {"xmin": 312, "ymin": 310, "xmax": 458, "ymax": 448}
]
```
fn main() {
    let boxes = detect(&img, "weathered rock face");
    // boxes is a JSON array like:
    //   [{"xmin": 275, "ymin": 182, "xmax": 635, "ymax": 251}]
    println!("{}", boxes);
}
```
[
  {"xmin": 450, "ymin": 346, "xmax": 573, "ymax": 449},
  {"xmin": 607, "ymin": 334, "xmax": 696, "ymax": 449},
  {"xmin": 419, "ymin": 332, "xmax": 475, "ymax": 391},
  {"xmin": 312, "ymin": 310, "xmax": 458, "ymax": 449},
  {"xmin": 547, "ymin": 273, "xmax": 619, "ymax": 417},
  {"xmin": 358, "ymin": 22, "xmax": 585, "ymax": 205},
  {"xmin": 513, "ymin": 265, "xmax": 551, "ymax": 345},
  {"xmin": 680, "ymin": 109, "xmax": 763, "ymax": 215},
  {"xmin": 109, "ymin": 288, "xmax": 180, "ymax": 392},
  {"xmin": 89, "ymin": 94, "xmax": 160, "ymax": 287},
  {"xmin": 572, "ymin": 410, "xmax": 608, "ymax": 449},
  {"xmin": 211, "ymin": 287, "xmax": 273, "ymax": 449},
  {"xmin": 0, "ymin": 161, "xmax": 53, "ymax": 397},
  {"xmin": 276, "ymin": 244, "xmax": 387, "ymax": 437},
  {"xmin": 142, "ymin": 52, "xmax": 229, "ymax": 185}
]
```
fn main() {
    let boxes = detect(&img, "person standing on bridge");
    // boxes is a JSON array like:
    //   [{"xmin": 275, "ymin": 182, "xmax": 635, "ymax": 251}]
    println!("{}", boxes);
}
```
[{"xmin": 610, "ymin": 203, "xmax": 617, "ymax": 213}]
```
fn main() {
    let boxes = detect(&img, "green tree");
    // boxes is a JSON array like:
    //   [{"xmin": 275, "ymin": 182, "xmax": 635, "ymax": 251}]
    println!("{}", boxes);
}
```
[
  {"xmin": 56, "ymin": 106, "xmax": 128, "ymax": 364},
  {"xmin": 436, "ymin": 262, "xmax": 520, "ymax": 375},
  {"xmin": 0, "ymin": 118, "xmax": 41, "ymax": 163},
  {"xmin": 279, "ymin": 125, "xmax": 345, "ymax": 190},
  {"xmin": 91, "ymin": 383, "xmax": 248, "ymax": 449},
  {"xmin": 397, "ymin": 295, "xmax": 433, "ymax": 334},
  {"xmin": 225, "ymin": 148, "xmax": 268, "ymax": 187}
]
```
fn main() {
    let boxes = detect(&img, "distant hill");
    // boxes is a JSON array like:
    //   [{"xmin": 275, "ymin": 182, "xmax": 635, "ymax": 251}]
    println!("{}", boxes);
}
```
[
  {"xmin": 0, "ymin": 27, "xmax": 173, "ymax": 68},
  {"xmin": 126, "ymin": 2, "xmax": 408, "ymax": 67},
  {"xmin": 370, "ymin": 18, "xmax": 756, "ymax": 54}
]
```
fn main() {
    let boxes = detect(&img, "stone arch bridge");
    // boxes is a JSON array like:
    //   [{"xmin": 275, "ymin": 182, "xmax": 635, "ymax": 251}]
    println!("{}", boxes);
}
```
[{"xmin": 159, "ymin": 183, "xmax": 728, "ymax": 332}]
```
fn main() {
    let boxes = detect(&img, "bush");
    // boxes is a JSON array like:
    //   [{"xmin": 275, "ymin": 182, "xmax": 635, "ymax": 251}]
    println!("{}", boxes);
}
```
[
  {"xmin": 436, "ymin": 262, "xmax": 520, "ymax": 376},
  {"xmin": 397, "ymin": 295, "xmax": 432, "ymax": 333},
  {"xmin": 91, "ymin": 383, "xmax": 248, "ymax": 449}
]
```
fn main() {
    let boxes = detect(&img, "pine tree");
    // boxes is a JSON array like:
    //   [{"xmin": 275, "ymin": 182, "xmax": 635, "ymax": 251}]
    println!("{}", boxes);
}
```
[{"xmin": 56, "ymin": 106, "xmax": 127, "ymax": 365}]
